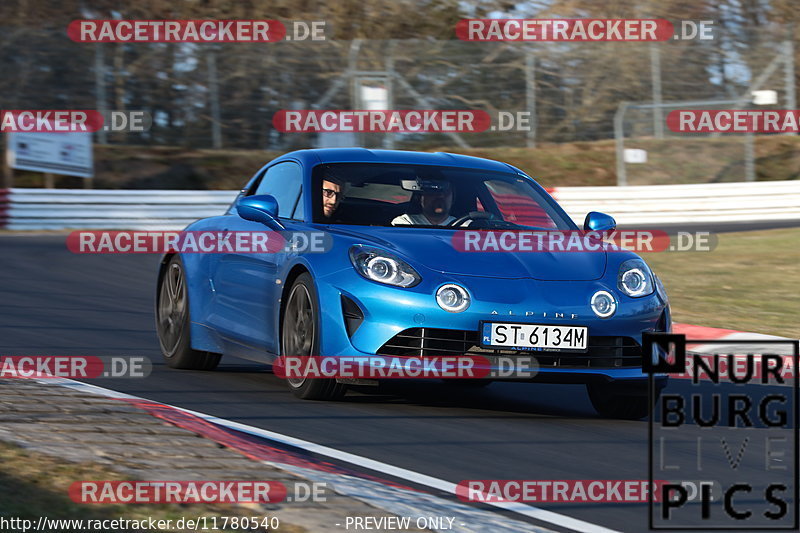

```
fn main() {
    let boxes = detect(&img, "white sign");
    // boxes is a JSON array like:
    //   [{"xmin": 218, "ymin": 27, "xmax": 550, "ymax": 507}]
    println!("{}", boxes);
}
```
[
  {"xmin": 358, "ymin": 82, "xmax": 388, "ymax": 110},
  {"xmin": 6, "ymin": 131, "xmax": 93, "ymax": 178},
  {"xmin": 623, "ymin": 148, "xmax": 648, "ymax": 164},
  {"xmin": 751, "ymin": 90, "xmax": 778, "ymax": 106}
]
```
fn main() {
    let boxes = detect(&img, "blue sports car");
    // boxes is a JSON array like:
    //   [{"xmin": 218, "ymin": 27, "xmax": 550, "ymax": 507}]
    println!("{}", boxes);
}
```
[{"xmin": 156, "ymin": 148, "xmax": 670, "ymax": 418}]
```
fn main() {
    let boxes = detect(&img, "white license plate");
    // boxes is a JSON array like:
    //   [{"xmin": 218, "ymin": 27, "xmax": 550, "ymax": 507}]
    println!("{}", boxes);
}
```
[{"xmin": 481, "ymin": 322, "xmax": 588, "ymax": 352}]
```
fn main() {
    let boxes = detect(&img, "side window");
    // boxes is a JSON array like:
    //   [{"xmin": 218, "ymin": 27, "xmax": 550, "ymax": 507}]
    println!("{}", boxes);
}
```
[{"xmin": 251, "ymin": 161, "xmax": 304, "ymax": 219}]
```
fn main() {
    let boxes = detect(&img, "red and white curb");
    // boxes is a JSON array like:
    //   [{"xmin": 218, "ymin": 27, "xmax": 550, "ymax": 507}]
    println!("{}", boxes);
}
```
[
  {"xmin": 673, "ymin": 322, "xmax": 796, "ymax": 352},
  {"xmin": 671, "ymin": 323, "xmax": 797, "ymax": 383}
]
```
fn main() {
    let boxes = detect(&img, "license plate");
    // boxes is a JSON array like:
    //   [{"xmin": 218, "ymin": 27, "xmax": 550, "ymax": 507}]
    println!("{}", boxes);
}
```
[{"xmin": 481, "ymin": 322, "xmax": 588, "ymax": 352}]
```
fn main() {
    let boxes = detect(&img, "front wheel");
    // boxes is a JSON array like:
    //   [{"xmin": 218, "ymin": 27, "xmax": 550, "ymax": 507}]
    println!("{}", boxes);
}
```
[
  {"xmin": 281, "ymin": 273, "xmax": 346, "ymax": 400},
  {"xmin": 587, "ymin": 382, "xmax": 658, "ymax": 420},
  {"xmin": 156, "ymin": 257, "xmax": 220, "ymax": 370}
]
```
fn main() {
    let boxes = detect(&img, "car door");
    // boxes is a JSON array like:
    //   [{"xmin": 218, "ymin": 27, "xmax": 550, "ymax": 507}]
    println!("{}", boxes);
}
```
[{"xmin": 209, "ymin": 160, "xmax": 304, "ymax": 356}]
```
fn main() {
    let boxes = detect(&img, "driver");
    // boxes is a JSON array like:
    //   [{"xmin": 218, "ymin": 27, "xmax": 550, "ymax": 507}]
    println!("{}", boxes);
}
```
[{"xmin": 392, "ymin": 179, "xmax": 455, "ymax": 226}]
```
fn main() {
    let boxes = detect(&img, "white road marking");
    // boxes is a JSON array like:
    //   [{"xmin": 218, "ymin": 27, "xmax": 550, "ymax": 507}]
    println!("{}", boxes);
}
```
[{"xmin": 39, "ymin": 376, "xmax": 622, "ymax": 533}]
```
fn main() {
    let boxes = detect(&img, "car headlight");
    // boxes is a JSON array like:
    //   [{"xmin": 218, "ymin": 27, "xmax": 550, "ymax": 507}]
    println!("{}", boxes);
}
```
[
  {"xmin": 617, "ymin": 258, "xmax": 655, "ymax": 297},
  {"xmin": 349, "ymin": 245, "xmax": 421, "ymax": 288},
  {"xmin": 436, "ymin": 284, "xmax": 470, "ymax": 313},
  {"xmin": 591, "ymin": 290, "xmax": 617, "ymax": 318}
]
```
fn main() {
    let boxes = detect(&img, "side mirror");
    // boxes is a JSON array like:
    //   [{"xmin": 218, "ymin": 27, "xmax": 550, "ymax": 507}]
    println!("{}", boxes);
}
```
[
  {"xmin": 237, "ymin": 195, "xmax": 285, "ymax": 230},
  {"xmin": 583, "ymin": 211, "xmax": 616, "ymax": 232}
]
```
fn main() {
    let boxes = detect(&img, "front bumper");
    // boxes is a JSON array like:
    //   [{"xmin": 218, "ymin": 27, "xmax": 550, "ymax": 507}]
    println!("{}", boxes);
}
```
[{"xmin": 315, "ymin": 267, "xmax": 670, "ymax": 384}]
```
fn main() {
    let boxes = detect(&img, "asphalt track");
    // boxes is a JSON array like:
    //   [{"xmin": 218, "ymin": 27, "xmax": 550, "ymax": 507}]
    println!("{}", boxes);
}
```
[{"xmin": 0, "ymin": 234, "xmax": 796, "ymax": 533}]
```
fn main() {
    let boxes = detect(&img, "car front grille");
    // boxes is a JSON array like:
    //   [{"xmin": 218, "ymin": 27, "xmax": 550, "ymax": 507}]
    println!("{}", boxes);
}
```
[{"xmin": 376, "ymin": 327, "xmax": 642, "ymax": 368}]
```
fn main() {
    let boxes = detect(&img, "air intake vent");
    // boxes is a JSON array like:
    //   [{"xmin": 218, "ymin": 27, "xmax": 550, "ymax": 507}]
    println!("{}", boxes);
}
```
[{"xmin": 341, "ymin": 295, "xmax": 364, "ymax": 337}]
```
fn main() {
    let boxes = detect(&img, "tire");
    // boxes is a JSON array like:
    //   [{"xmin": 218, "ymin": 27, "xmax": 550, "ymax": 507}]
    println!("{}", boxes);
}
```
[
  {"xmin": 156, "ymin": 257, "xmax": 220, "ymax": 370},
  {"xmin": 281, "ymin": 272, "xmax": 346, "ymax": 400},
  {"xmin": 587, "ymin": 381, "xmax": 659, "ymax": 420}
]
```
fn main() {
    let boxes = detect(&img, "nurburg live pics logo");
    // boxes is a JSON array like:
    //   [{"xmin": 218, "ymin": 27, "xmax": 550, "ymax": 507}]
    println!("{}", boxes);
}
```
[{"xmin": 643, "ymin": 332, "xmax": 799, "ymax": 530}]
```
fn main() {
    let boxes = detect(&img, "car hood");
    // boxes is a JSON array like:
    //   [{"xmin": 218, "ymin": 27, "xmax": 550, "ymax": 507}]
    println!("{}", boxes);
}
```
[{"xmin": 326, "ymin": 226, "xmax": 607, "ymax": 281}]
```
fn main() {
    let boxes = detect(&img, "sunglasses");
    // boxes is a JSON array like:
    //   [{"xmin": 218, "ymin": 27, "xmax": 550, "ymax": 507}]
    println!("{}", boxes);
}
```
[{"xmin": 322, "ymin": 188, "xmax": 342, "ymax": 199}]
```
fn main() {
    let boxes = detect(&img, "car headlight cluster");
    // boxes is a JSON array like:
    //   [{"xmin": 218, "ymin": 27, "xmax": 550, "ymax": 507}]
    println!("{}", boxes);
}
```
[
  {"xmin": 349, "ymin": 245, "xmax": 421, "ymax": 288},
  {"xmin": 617, "ymin": 258, "xmax": 655, "ymax": 297},
  {"xmin": 590, "ymin": 290, "xmax": 617, "ymax": 318},
  {"xmin": 436, "ymin": 284, "xmax": 470, "ymax": 313}
]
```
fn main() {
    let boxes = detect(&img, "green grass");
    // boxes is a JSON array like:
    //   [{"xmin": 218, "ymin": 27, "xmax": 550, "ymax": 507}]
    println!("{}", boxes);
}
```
[{"xmin": 645, "ymin": 228, "xmax": 800, "ymax": 338}]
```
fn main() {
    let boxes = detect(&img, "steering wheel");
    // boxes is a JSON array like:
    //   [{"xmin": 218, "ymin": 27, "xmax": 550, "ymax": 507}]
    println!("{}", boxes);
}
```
[{"xmin": 448, "ymin": 211, "xmax": 498, "ymax": 227}]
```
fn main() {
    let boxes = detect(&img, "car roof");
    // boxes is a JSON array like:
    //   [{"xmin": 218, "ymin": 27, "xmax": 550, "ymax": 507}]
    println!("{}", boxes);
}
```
[{"xmin": 276, "ymin": 148, "xmax": 523, "ymax": 174}]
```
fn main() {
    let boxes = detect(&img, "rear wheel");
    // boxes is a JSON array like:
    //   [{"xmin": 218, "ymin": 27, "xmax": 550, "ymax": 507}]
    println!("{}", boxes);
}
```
[
  {"xmin": 156, "ymin": 257, "xmax": 220, "ymax": 370},
  {"xmin": 281, "ymin": 273, "xmax": 346, "ymax": 400},
  {"xmin": 587, "ymin": 381, "xmax": 658, "ymax": 420}
]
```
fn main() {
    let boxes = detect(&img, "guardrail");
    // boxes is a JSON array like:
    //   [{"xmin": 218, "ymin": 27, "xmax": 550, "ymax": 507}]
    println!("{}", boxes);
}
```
[
  {"xmin": 0, "ymin": 189, "xmax": 9, "ymax": 229},
  {"xmin": 553, "ymin": 180, "xmax": 800, "ymax": 225},
  {"xmin": 1, "ymin": 181, "xmax": 798, "ymax": 230},
  {"xmin": 3, "ymin": 189, "xmax": 238, "ymax": 230}
]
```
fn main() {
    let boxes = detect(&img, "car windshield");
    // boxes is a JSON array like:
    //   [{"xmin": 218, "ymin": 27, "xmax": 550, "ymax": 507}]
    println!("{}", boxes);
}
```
[{"xmin": 312, "ymin": 163, "xmax": 575, "ymax": 230}]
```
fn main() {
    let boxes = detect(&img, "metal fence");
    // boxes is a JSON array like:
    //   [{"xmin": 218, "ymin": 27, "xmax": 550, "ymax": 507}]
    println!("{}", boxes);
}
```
[{"xmin": 614, "ymin": 38, "xmax": 797, "ymax": 185}]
